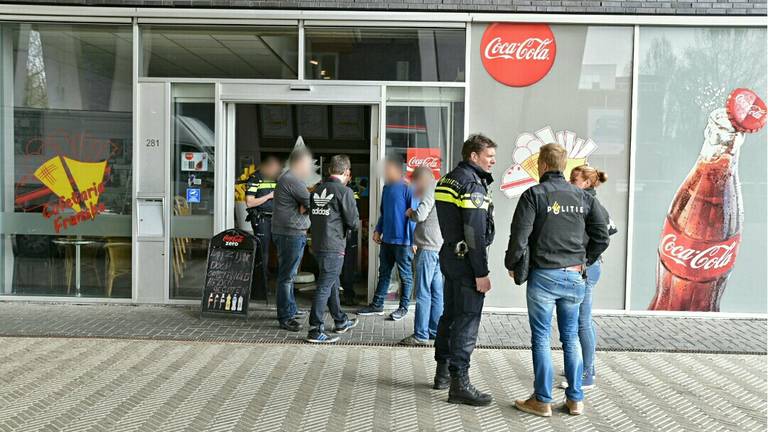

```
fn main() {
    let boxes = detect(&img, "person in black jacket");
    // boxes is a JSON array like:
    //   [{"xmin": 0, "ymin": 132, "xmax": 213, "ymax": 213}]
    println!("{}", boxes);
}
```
[
  {"xmin": 505, "ymin": 143, "xmax": 609, "ymax": 417},
  {"xmin": 433, "ymin": 134, "xmax": 497, "ymax": 407},
  {"xmin": 558, "ymin": 164, "xmax": 617, "ymax": 392},
  {"xmin": 306, "ymin": 155, "xmax": 359, "ymax": 344}
]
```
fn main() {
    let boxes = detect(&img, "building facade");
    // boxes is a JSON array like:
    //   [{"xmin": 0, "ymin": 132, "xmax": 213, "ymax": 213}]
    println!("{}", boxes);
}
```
[{"xmin": 0, "ymin": 3, "xmax": 765, "ymax": 314}]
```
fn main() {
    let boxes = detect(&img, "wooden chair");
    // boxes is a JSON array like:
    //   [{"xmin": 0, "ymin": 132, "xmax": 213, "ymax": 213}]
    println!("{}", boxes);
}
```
[
  {"xmin": 172, "ymin": 196, "xmax": 192, "ymax": 291},
  {"xmin": 104, "ymin": 241, "xmax": 131, "ymax": 297}
]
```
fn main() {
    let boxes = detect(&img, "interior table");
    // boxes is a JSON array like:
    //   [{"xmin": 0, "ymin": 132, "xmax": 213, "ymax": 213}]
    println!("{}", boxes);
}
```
[{"xmin": 53, "ymin": 237, "xmax": 102, "ymax": 297}]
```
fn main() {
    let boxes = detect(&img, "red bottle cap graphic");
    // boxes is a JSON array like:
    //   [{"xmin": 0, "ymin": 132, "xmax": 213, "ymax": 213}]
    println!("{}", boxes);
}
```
[
  {"xmin": 480, "ymin": 23, "xmax": 556, "ymax": 87},
  {"xmin": 726, "ymin": 88, "xmax": 767, "ymax": 133}
]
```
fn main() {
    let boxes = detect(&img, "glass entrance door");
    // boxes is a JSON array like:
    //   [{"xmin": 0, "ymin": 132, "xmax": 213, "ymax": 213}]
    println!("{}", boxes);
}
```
[
  {"xmin": 169, "ymin": 84, "xmax": 217, "ymax": 299},
  {"xmin": 230, "ymin": 102, "xmax": 377, "ymax": 304}
]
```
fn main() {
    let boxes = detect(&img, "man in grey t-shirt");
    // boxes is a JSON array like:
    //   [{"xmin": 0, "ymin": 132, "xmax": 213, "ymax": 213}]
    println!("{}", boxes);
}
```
[
  {"xmin": 400, "ymin": 166, "xmax": 444, "ymax": 346},
  {"xmin": 272, "ymin": 148, "xmax": 313, "ymax": 332}
]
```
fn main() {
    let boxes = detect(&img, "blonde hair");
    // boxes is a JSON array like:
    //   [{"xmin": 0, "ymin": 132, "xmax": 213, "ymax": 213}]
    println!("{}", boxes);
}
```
[
  {"xmin": 571, "ymin": 164, "xmax": 608, "ymax": 188},
  {"xmin": 538, "ymin": 143, "xmax": 567, "ymax": 172}
]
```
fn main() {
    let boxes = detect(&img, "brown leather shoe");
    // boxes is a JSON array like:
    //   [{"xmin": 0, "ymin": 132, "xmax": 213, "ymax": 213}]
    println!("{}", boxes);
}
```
[
  {"xmin": 514, "ymin": 396, "xmax": 552, "ymax": 417},
  {"xmin": 565, "ymin": 399, "xmax": 584, "ymax": 415}
]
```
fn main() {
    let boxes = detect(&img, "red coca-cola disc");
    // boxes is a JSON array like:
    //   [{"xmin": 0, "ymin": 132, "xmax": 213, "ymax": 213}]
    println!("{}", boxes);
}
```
[
  {"xmin": 726, "ymin": 88, "xmax": 767, "ymax": 133},
  {"xmin": 480, "ymin": 23, "xmax": 556, "ymax": 87}
]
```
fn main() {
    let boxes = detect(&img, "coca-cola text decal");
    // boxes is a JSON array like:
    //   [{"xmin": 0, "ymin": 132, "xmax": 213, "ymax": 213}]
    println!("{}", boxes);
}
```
[
  {"xmin": 406, "ymin": 148, "xmax": 442, "ymax": 180},
  {"xmin": 658, "ymin": 219, "xmax": 740, "ymax": 282},
  {"xmin": 480, "ymin": 23, "xmax": 556, "ymax": 87}
]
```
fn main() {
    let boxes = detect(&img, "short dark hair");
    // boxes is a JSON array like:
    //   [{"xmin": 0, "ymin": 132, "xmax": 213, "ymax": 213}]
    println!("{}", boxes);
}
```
[
  {"xmin": 411, "ymin": 166, "xmax": 432, "ymax": 181},
  {"xmin": 461, "ymin": 134, "xmax": 497, "ymax": 161},
  {"xmin": 261, "ymin": 154, "xmax": 280, "ymax": 166},
  {"xmin": 328, "ymin": 154, "xmax": 351, "ymax": 176},
  {"xmin": 289, "ymin": 148, "xmax": 312, "ymax": 166}
]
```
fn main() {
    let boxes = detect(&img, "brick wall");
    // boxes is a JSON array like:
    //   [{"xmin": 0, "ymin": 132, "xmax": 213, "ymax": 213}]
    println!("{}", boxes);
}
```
[{"xmin": 4, "ymin": 0, "xmax": 767, "ymax": 16}]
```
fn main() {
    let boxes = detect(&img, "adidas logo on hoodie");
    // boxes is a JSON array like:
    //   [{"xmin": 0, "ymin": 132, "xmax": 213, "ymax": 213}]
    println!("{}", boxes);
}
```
[{"xmin": 312, "ymin": 189, "xmax": 334, "ymax": 216}]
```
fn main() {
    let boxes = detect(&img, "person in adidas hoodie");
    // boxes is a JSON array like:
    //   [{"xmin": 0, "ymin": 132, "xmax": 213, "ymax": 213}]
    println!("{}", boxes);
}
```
[{"xmin": 306, "ymin": 154, "xmax": 360, "ymax": 343}]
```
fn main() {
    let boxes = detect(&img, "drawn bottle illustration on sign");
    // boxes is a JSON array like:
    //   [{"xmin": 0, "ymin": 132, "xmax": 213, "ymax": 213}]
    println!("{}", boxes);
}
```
[
  {"xmin": 650, "ymin": 88, "xmax": 766, "ymax": 312},
  {"xmin": 500, "ymin": 126, "xmax": 598, "ymax": 198}
]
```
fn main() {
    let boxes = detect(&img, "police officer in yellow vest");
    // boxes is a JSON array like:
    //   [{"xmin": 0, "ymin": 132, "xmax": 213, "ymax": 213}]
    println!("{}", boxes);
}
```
[
  {"xmin": 432, "ymin": 134, "xmax": 497, "ymax": 406},
  {"xmin": 245, "ymin": 155, "xmax": 281, "ymax": 300}
]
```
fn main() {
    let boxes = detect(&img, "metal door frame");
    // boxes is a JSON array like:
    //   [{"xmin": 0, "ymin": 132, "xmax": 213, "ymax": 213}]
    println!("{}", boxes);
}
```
[{"xmin": 218, "ymin": 82, "xmax": 384, "ymax": 303}]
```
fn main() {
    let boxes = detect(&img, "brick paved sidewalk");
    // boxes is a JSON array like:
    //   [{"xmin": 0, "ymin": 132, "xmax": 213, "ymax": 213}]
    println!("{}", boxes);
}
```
[
  {"xmin": 0, "ymin": 337, "xmax": 765, "ymax": 432},
  {"xmin": 0, "ymin": 302, "xmax": 764, "ymax": 354}
]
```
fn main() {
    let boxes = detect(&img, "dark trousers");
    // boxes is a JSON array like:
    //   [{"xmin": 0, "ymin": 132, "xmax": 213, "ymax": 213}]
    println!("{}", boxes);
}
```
[
  {"xmin": 309, "ymin": 252, "xmax": 348, "ymax": 330},
  {"xmin": 340, "ymin": 236, "xmax": 357, "ymax": 303},
  {"xmin": 434, "ymin": 252, "xmax": 485, "ymax": 376},
  {"xmin": 250, "ymin": 216, "xmax": 272, "ymax": 300}
]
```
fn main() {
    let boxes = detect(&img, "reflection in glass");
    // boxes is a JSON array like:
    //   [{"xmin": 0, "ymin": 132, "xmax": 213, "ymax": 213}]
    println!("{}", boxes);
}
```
[
  {"xmin": 142, "ymin": 26, "xmax": 298, "ymax": 79},
  {"xmin": 305, "ymin": 27, "xmax": 466, "ymax": 82},
  {"xmin": 631, "ymin": 27, "xmax": 767, "ymax": 313},
  {"xmin": 468, "ymin": 24, "xmax": 633, "ymax": 309},
  {"xmin": 3, "ymin": 23, "xmax": 133, "ymax": 298},
  {"xmin": 170, "ymin": 88, "xmax": 216, "ymax": 300}
]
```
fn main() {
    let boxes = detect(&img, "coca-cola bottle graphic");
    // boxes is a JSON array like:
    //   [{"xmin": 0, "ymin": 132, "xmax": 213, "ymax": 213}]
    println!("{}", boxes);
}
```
[{"xmin": 650, "ymin": 89, "xmax": 766, "ymax": 311}]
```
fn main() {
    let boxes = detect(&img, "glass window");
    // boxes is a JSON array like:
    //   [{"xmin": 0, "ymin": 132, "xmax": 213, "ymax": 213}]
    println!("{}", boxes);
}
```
[
  {"xmin": 468, "ymin": 24, "xmax": 634, "ymax": 309},
  {"xmin": 1, "ymin": 23, "xmax": 133, "ymax": 298},
  {"xmin": 170, "ymin": 85, "xmax": 216, "ymax": 300},
  {"xmin": 631, "ymin": 27, "xmax": 767, "ymax": 313},
  {"xmin": 142, "ymin": 26, "xmax": 298, "ymax": 79},
  {"xmin": 305, "ymin": 27, "xmax": 465, "ymax": 82},
  {"xmin": 386, "ymin": 87, "xmax": 464, "ymax": 176},
  {"xmin": 379, "ymin": 87, "xmax": 464, "ymax": 301}
]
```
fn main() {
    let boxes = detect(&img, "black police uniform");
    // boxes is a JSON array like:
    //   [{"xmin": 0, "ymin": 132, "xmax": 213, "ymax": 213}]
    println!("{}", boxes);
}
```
[
  {"xmin": 433, "ymin": 161, "xmax": 495, "ymax": 378},
  {"xmin": 340, "ymin": 185, "xmax": 361, "ymax": 305},
  {"xmin": 245, "ymin": 171, "xmax": 276, "ymax": 300},
  {"xmin": 504, "ymin": 171, "xmax": 610, "ymax": 271}
]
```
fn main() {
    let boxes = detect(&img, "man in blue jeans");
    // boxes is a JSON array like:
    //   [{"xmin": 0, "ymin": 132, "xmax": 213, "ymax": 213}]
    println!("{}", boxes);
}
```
[
  {"xmin": 272, "ymin": 148, "xmax": 314, "ymax": 332},
  {"xmin": 357, "ymin": 156, "xmax": 416, "ymax": 321},
  {"xmin": 306, "ymin": 155, "xmax": 359, "ymax": 343},
  {"xmin": 399, "ymin": 166, "xmax": 443, "ymax": 346},
  {"xmin": 505, "ymin": 143, "xmax": 609, "ymax": 416}
]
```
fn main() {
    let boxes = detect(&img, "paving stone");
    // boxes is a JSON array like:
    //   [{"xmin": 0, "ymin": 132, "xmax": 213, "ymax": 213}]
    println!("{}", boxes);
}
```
[
  {"xmin": 0, "ymin": 302, "xmax": 764, "ymax": 354},
  {"xmin": 0, "ymin": 337, "xmax": 764, "ymax": 432}
]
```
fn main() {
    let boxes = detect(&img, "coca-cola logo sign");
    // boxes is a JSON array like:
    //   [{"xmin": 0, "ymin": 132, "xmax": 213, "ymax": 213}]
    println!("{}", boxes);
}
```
[
  {"xmin": 222, "ymin": 234, "xmax": 245, "ymax": 247},
  {"xmin": 658, "ymin": 220, "xmax": 740, "ymax": 282},
  {"xmin": 406, "ymin": 148, "xmax": 442, "ymax": 180},
  {"xmin": 480, "ymin": 23, "xmax": 556, "ymax": 87}
]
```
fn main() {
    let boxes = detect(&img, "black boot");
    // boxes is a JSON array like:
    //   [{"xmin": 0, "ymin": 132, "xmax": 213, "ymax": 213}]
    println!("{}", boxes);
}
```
[
  {"xmin": 447, "ymin": 373, "xmax": 493, "ymax": 406},
  {"xmin": 433, "ymin": 362, "xmax": 450, "ymax": 390}
]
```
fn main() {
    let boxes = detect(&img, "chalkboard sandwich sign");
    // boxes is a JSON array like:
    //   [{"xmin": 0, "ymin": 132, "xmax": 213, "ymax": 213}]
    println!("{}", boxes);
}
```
[{"xmin": 201, "ymin": 228, "xmax": 260, "ymax": 319}]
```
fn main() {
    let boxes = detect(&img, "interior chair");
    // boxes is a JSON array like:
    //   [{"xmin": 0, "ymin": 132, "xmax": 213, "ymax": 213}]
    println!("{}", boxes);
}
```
[
  {"xmin": 104, "ymin": 241, "xmax": 132, "ymax": 297},
  {"xmin": 172, "ymin": 196, "xmax": 192, "ymax": 293},
  {"xmin": 11, "ymin": 234, "xmax": 56, "ymax": 294}
]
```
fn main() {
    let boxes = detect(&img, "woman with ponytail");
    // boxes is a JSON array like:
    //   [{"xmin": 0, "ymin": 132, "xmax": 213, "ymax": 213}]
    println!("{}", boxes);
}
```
[{"xmin": 561, "ymin": 165, "xmax": 616, "ymax": 390}]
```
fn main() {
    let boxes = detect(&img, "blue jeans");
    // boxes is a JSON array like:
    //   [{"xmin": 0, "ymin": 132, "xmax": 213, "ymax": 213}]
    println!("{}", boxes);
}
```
[
  {"xmin": 273, "ymin": 233, "xmax": 305, "ymax": 323},
  {"xmin": 371, "ymin": 243, "xmax": 414, "ymax": 309},
  {"xmin": 413, "ymin": 249, "xmax": 444, "ymax": 340},
  {"xmin": 309, "ymin": 252, "xmax": 348, "ymax": 330},
  {"xmin": 527, "ymin": 267, "xmax": 586, "ymax": 402},
  {"xmin": 580, "ymin": 262, "xmax": 601, "ymax": 375}
]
